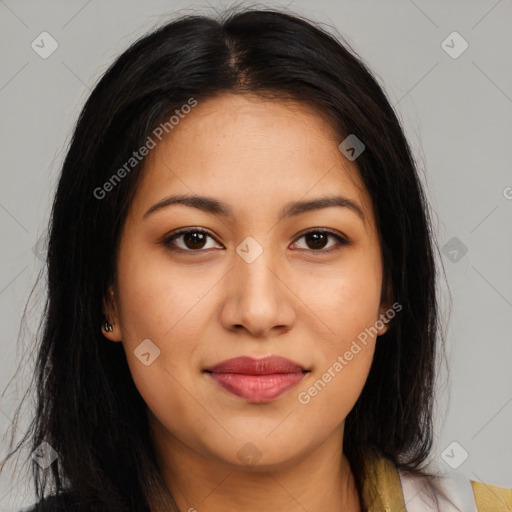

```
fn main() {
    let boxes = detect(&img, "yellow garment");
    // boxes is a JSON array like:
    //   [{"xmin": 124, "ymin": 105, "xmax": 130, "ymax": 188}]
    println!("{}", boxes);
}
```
[
  {"xmin": 471, "ymin": 480, "xmax": 512, "ymax": 512},
  {"xmin": 362, "ymin": 456, "xmax": 407, "ymax": 511},
  {"xmin": 362, "ymin": 455, "xmax": 512, "ymax": 511}
]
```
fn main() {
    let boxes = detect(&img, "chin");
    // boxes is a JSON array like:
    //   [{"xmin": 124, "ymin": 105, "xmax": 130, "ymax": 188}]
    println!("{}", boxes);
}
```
[{"xmin": 208, "ymin": 437, "xmax": 307, "ymax": 472}]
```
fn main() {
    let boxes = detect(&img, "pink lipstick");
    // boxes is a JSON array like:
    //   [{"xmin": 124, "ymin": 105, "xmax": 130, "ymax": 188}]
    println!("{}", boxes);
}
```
[{"xmin": 204, "ymin": 355, "xmax": 308, "ymax": 402}]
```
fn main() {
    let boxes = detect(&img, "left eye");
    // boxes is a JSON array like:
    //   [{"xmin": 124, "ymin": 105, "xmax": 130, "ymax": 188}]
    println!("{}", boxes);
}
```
[
  {"xmin": 162, "ymin": 228, "xmax": 349, "ymax": 253},
  {"xmin": 291, "ymin": 230, "xmax": 349, "ymax": 252}
]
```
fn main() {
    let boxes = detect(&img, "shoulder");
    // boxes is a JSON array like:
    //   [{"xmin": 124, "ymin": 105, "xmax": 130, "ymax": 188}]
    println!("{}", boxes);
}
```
[
  {"xmin": 398, "ymin": 467, "xmax": 512, "ymax": 512},
  {"xmin": 20, "ymin": 492, "xmax": 77, "ymax": 512}
]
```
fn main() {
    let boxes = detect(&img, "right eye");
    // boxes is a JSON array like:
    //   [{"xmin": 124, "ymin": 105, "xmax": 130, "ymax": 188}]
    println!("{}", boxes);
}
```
[{"xmin": 162, "ymin": 228, "xmax": 224, "ymax": 253}]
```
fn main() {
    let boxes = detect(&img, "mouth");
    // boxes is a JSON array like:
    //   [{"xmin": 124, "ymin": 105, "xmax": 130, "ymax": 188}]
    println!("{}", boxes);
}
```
[{"xmin": 203, "ymin": 355, "xmax": 310, "ymax": 403}]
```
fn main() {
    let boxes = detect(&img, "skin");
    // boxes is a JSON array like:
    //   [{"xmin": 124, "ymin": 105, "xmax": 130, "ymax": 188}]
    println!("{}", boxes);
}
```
[{"xmin": 102, "ymin": 93, "xmax": 391, "ymax": 512}]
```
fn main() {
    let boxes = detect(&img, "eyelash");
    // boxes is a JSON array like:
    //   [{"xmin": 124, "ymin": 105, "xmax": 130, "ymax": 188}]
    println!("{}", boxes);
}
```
[{"xmin": 161, "ymin": 227, "xmax": 350, "ymax": 254}]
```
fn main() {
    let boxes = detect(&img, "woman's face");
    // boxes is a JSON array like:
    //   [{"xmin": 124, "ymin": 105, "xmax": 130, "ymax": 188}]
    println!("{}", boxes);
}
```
[{"xmin": 103, "ymin": 93, "xmax": 390, "ymax": 470}]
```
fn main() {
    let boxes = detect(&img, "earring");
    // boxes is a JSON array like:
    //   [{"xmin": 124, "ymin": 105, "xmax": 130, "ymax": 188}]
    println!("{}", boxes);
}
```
[{"xmin": 103, "ymin": 320, "xmax": 113, "ymax": 332}]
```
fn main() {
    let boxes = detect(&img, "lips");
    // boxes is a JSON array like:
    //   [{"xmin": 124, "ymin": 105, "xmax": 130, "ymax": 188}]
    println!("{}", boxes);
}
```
[{"xmin": 204, "ymin": 356, "xmax": 309, "ymax": 402}]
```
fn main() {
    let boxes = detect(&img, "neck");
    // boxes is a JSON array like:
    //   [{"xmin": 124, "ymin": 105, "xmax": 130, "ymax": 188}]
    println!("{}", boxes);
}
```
[{"xmin": 150, "ymin": 417, "xmax": 362, "ymax": 512}]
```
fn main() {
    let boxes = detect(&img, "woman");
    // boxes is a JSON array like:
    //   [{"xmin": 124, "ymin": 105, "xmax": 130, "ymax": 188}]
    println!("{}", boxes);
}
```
[{"xmin": 2, "ymin": 7, "xmax": 510, "ymax": 512}]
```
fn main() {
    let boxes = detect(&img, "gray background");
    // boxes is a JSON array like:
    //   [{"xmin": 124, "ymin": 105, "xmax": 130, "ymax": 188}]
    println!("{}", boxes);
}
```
[{"xmin": 1, "ymin": 0, "xmax": 511, "ymax": 510}]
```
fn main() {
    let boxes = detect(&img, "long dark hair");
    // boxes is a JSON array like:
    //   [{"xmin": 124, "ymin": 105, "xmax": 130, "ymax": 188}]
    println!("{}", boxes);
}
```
[{"xmin": 2, "ymin": 6, "xmax": 451, "ymax": 511}]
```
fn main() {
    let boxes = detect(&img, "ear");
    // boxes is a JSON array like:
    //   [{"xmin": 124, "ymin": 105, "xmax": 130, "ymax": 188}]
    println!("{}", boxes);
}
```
[
  {"xmin": 377, "ymin": 278, "xmax": 394, "ymax": 336},
  {"xmin": 377, "ymin": 304, "xmax": 391, "ymax": 336},
  {"xmin": 101, "ymin": 286, "xmax": 123, "ymax": 342}
]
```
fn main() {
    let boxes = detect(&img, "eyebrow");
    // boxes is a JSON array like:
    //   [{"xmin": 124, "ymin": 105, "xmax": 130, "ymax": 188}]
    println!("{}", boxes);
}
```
[{"xmin": 143, "ymin": 193, "xmax": 366, "ymax": 225}]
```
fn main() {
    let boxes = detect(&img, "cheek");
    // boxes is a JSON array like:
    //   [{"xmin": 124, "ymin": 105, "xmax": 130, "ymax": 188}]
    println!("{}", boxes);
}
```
[
  {"xmin": 115, "ymin": 234, "xmax": 217, "ymax": 346},
  {"xmin": 113, "ymin": 241, "xmax": 214, "ymax": 415},
  {"xmin": 296, "ymin": 342, "xmax": 375, "ymax": 441},
  {"xmin": 128, "ymin": 357, "xmax": 212, "ymax": 454},
  {"xmin": 117, "ymin": 275, "xmax": 208, "ymax": 442},
  {"xmin": 299, "ymin": 247, "xmax": 383, "ymax": 345},
  {"xmin": 294, "ymin": 249, "xmax": 382, "ymax": 414}
]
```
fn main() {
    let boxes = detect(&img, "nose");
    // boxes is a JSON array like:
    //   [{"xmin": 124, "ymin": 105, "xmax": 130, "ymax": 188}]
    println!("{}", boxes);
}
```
[{"xmin": 219, "ymin": 245, "xmax": 296, "ymax": 338}]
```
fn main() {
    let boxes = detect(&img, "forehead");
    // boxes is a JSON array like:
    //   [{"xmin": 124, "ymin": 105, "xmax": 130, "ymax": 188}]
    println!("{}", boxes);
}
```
[{"xmin": 131, "ymin": 93, "xmax": 375, "ymax": 230}]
